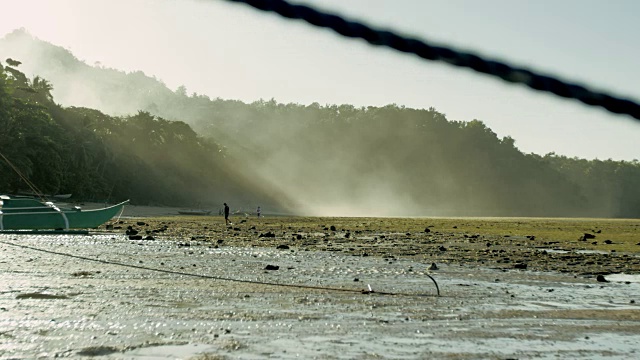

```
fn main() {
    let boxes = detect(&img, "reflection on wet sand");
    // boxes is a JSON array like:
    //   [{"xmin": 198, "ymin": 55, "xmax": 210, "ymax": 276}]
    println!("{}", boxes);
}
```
[{"xmin": 1, "ymin": 231, "xmax": 639, "ymax": 359}]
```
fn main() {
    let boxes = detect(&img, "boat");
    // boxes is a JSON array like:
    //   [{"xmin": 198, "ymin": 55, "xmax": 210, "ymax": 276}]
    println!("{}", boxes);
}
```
[
  {"xmin": 177, "ymin": 209, "xmax": 212, "ymax": 216},
  {"xmin": 53, "ymin": 193, "xmax": 73, "ymax": 200},
  {"xmin": 0, "ymin": 195, "xmax": 129, "ymax": 230}
]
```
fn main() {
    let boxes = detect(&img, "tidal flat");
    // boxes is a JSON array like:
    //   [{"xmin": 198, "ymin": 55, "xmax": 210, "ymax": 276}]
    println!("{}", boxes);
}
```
[
  {"xmin": 117, "ymin": 214, "xmax": 640, "ymax": 275},
  {"xmin": 1, "ymin": 215, "xmax": 639, "ymax": 359}
]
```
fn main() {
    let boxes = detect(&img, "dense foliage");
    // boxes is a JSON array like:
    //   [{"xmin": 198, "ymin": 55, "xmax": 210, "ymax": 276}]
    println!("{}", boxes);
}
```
[
  {"xmin": 190, "ymin": 101, "xmax": 640, "ymax": 217},
  {"xmin": 1, "ymin": 29, "xmax": 639, "ymax": 217},
  {"xmin": 0, "ymin": 61, "xmax": 282, "ymax": 208}
]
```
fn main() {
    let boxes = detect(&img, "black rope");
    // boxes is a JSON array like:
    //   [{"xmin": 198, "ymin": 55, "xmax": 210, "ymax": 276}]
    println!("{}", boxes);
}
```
[
  {"xmin": 0, "ymin": 151, "xmax": 46, "ymax": 202},
  {"xmin": 0, "ymin": 239, "xmax": 440, "ymax": 297},
  {"xmin": 224, "ymin": 0, "xmax": 640, "ymax": 121}
]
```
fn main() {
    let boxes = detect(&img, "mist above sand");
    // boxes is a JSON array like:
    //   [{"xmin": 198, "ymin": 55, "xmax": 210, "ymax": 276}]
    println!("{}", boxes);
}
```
[{"xmin": 1, "ymin": 30, "xmax": 638, "ymax": 218}]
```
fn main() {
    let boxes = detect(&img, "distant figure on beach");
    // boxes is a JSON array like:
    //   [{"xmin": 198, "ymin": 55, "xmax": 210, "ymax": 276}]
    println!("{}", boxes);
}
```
[
  {"xmin": 224, "ymin": 203, "xmax": 230, "ymax": 225},
  {"xmin": 257, "ymin": 206, "xmax": 261, "ymax": 218}
]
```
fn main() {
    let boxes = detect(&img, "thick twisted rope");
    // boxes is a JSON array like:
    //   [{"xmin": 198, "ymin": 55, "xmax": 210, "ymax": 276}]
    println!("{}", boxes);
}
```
[{"xmin": 224, "ymin": 0, "xmax": 640, "ymax": 121}]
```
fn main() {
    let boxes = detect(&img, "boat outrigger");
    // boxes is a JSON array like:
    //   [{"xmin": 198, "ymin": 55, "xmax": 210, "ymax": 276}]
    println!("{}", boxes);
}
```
[{"xmin": 0, "ymin": 195, "xmax": 129, "ymax": 230}]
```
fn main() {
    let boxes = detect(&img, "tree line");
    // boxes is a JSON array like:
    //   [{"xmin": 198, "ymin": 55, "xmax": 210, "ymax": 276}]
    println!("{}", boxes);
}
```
[
  {"xmin": 1, "ymin": 48, "xmax": 639, "ymax": 217},
  {"xmin": 190, "ymin": 100, "xmax": 640, "ymax": 217}
]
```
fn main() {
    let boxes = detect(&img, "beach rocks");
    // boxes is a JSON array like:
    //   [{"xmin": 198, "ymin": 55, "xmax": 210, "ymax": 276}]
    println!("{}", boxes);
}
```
[
  {"xmin": 107, "ymin": 217, "xmax": 639, "ymax": 276},
  {"xmin": 580, "ymin": 233, "xmax": 596, "ymax": 241}
]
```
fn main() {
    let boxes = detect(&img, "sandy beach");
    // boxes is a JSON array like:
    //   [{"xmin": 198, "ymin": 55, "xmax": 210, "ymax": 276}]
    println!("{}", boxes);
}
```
[{"xmin": 1, "ymin": 206, "xmax": 640, "ymax": 359}]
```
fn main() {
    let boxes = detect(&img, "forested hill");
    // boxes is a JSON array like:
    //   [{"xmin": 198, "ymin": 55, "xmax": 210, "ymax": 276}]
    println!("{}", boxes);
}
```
[
  {"xmin": 1, "ymin": 29, "xmax": 640, "ymax": 217},
  {"xmin": 0, "ymin": 61, "xmax": 291, "ymax": 210}
]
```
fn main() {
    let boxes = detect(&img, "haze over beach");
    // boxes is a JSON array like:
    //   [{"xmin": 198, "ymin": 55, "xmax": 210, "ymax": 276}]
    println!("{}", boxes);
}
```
[
  {"xmin": 4, "ymin": 3, "xmax": 640, "ymax": 358},
  {"xmin": 1, "ymin": 0, "xmax": 639, "ymax": 161},
  {"xmin": 2, "ymin": 0, "xmax": 640, "ymax": 217}
]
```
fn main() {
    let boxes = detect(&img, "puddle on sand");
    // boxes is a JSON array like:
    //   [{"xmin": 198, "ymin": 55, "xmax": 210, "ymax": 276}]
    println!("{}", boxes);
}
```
[
  {"xmin": 537, "ymin": 248, "xmax": 620, "ymax": 255},
  {"xmin": 112, "ymin": 343, "xmax": 218, "ymax": 359},
  {"xmin": 606, "ymin": 273, "xmax": 640, "ymax": 283},
  {"xmin": 536, "ymin": 248, "xmax": 637, "ymax": 257}
]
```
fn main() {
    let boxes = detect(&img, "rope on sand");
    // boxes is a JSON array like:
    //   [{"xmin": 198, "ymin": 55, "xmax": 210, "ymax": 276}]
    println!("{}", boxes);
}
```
[{"xmin": 0, "ymin": 239, "xmax": 440, "ymax": 297}]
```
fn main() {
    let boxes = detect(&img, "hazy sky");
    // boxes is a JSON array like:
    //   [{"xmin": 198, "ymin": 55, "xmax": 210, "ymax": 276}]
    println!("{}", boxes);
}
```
[{"xmin": 1, "ymin": 0, "xmax": 639, "ymax": 160}]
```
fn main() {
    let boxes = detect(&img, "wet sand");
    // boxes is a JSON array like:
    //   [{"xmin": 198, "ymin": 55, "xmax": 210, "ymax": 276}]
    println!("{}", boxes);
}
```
[
  {"xmin": 1, "ymin": 211, "xmax": 640, "ymax": 359},
  {"xmin": 112, "ymin": 209, "xmax": 640, "ymax": 276}
]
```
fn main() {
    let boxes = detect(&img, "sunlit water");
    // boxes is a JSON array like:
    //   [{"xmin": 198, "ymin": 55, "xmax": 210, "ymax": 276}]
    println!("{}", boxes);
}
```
[{"xmin": 1, "ymin": 234, "xmax": 639, "ymax": 359}]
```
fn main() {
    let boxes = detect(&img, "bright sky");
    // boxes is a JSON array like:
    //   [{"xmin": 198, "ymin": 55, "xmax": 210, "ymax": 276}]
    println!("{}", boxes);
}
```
[{"xmin": 1, "ymin": 0, "xmax": 639, "ymax": 160}]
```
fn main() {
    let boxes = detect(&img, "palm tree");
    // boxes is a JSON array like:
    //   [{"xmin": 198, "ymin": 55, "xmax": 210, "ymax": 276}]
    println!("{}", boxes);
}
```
[{"xmin": 31, "ymin": 76, "xmax": 54, "ymax": 102}]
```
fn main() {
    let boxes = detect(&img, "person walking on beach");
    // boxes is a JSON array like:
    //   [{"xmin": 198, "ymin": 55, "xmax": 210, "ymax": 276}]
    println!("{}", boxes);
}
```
[
  {"xmin": 257, "ymin": 206, "xmax": 261, "ymax": 218},
  {"xmin": 224, "ymin": 203, "xmax": 230, "ymax": 225}
]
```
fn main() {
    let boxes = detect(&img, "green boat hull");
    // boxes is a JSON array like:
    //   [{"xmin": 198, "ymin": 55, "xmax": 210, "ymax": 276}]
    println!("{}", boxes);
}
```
[{"xmin": 0, "ymin": 200, "xmax": 129, "ymax": 230}]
